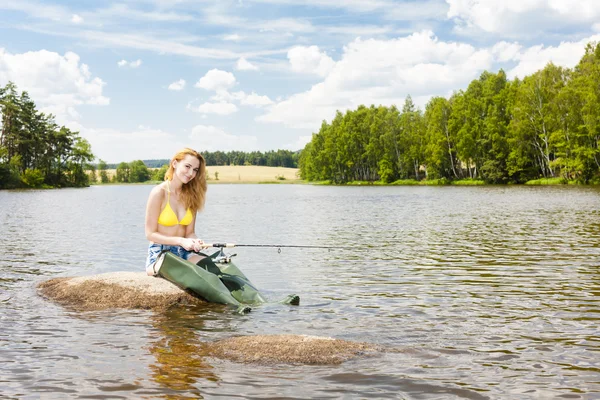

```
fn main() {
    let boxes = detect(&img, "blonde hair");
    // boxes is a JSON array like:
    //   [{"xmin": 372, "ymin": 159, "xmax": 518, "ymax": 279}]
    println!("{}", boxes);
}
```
[{"xmin": 164, "ymin": 148, "xmax": 207, "ymax": 213}]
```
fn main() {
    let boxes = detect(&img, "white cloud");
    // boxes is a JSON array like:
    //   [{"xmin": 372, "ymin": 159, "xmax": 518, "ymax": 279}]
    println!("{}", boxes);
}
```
[
  {"xmin": 284, "ymin": 135, "xmax": 312, "ymax": 151},
  {"xmin": 259, "ymin": 31, "xmax": 492, "ymax": 129},
  {"xmin": 491, "ymin": 41, "xmax": 523, "ymax": 62},
  {"xmin": 0, "ymin": 0, "xmax": 67, "ymax": 21},
  {"xmin": 77, "ymin": 125, "xmax": 185, "ymax": 163},
  {"xmin": 71, "ymin": 14, "xmax": 83, "ymax": 24},
  {"xmin": 385, "ymin": 0, "xmax": 449, "ymax": 20},
  {"xmin": 195, "ymin": 69, "xmax": 236, "ymax": 91},
  {"xmin": 236, "ymin": 57, "xmax": 259, "ymax": 71},
  {"xmin": 191, "ymin": 101, "xmax": 238, "ymax": 115},
  {"xmin": 210, "ymin": 90, "xmax": 245, "ymax": 102},
  {"xmin": 224, "ymin": 34, "xmax": 243, "ymax": 41},
  {"xmin": 208, "ymin": 90, "xmax": 272, "ymax": 107},
  {"xmin": 447, "ymin": 0, "xmax": 600, "ymax": 37},
  {"xmin": 117, "ymin": 59, "xmax": 142, "ymax": 68},
  {"xmin": 241, "ymin": 92, "xmax": 273, "ymax": 107},
  {"xmin": 190, "ymin": 125, "xmax": 258, "ymax": 152},
  {"xmin": 505, "ymin": 34, "xmax": 600, "ymax": 78},
  {"xmin": 0, "ymin": 49, "xmax": 109, "ymax": 126},
  {"xmin": 288, "ymin": 46, "xmax": 335, "ymax": 77},
  {"xmin": 168, "ymin": 79, "xmax": 186, "ymax": 90},
  {"xmin": 80, "ymin": 31, "xmax": 241, "ymax": 60}
]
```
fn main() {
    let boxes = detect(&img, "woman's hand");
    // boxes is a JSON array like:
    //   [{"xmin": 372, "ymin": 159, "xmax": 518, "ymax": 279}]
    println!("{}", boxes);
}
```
[
  {"xmin": 180, "ymin": 238, "xmax": 198, "ymax": 251},
  {"xmin": 193, "ymin": 238, "xmax": 205, "ymax": 252},
  {"xmin": 180, "ymin": 238, "xmax": 205, "ymax": 252}
]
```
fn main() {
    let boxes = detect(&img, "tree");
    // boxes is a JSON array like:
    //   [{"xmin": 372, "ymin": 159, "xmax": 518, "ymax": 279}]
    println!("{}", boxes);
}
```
[
  {"xmin": 129, "ymin": 160, "xmax": 150, "ymax": 182},
  {"xmin": 97, "ymin": 159, "xmax": 109, "ymax": 183},
  {"xmin": 68, "ymin": 137, "xmax": 94, "ymax": 186},
  {"xmin": 115, "ymin": 162, "xmax": 130, "ymax": 183}
]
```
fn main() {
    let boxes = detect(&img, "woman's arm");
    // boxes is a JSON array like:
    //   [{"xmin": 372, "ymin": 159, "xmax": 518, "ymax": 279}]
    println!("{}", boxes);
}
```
[{"xmin": 184, "ymin": 214, "xmax": 205, "ymax": 250}]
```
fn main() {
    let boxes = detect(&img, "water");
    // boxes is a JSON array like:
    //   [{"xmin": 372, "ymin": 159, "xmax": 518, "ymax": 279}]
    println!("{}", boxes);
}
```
[{"xmin": 1, "ymin": 184, "xmax": 599, "ymax": 399}]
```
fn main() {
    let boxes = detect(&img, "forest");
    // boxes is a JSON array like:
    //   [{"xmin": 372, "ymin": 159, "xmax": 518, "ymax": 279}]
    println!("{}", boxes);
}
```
[
  {"xmin": 0, "ymin": 82, "xmax": 94, "ymax": 189},
  {"xmin": 299, "ymin": 43, "xmax": 600, "ymax": 184}
]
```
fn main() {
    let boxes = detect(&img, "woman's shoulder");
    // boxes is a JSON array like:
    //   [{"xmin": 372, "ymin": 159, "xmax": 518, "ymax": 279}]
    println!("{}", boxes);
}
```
[{"xmin": 149, "ymin": 182, "xmax": 167, "ymax": 197}]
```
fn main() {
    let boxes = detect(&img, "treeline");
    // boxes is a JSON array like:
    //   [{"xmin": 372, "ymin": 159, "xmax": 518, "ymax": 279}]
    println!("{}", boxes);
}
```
[
  {"xmin": 105, "ymin": 150, "xmax": 299, "ymax": 170},
  {"xmin": 299, "ymin": 43, "xmax": 600, "ymax": 184},
  {"xmin": 92, "ymin": 159, "xmax": 164, "ymax": 184},
  {"xmin": 0, "ymin": 82, "xmax": 95, "ymax": 189}
]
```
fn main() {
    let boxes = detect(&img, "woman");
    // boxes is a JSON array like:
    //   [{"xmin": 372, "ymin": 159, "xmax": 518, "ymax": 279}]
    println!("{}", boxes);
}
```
[{"xmin": 145, "ymin": 148, "xmax": 207, "ymax": 272}]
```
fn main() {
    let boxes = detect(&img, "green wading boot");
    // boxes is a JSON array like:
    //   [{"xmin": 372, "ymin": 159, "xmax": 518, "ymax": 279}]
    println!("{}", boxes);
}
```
[
  {"xmin": 153, "ymin": 250, "xmax": 299, "ymax": 310},
  {"xmin": 154, "ymin": 251, "xmax": 245, "ymax": 307}
]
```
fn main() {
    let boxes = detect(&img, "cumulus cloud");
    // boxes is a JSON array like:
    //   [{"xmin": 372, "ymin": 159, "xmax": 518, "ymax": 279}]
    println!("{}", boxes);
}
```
[
  {"xmin": 71, "ymin": 14, "xmax": 83, "ymax": 24},
  {"xmin": 0, "ymin": 48, "xmax": 109, "ymax": 126},
  {"xmin": 447, "ymin": 0, "xmax": 600, "ymax": 37},
  {"xmin": 168, "ymin": 79, "xmax": 186, "ymax": 90},
  {"xmin": 288, "ymin": 45, "xmax": 335, "ymax": 77},
  {"xmin": 209, "ymin": 90, "xmax": 272, "ymax": 107},
  {"xmin": 259, "ymin": 31, "xmax": 492, "ymax": 129},
  {"xmin": 117, "ymin": 59, "xmax": 142, "ymax": 68},
  {"xmin": 235, "ymin": 57, "xmax": 259, "ymax": 71},
  {"xmin": 77, "ymin": 125, "xmax": 185, "ymax": 163},
  {"xmin": 189, "ymin": 101, "xmax": 238, "ymax": 115},
  {"xmin": 240, "ymin": 92, "xmax": 273, "ymax": 107},
  {"xmin": 284, "ymin": 135, "xmax": 312, "ymax": 151},
  {"xmin": 505, "ymin": 34, "xmax": 600, "ymax": 78},
  {"xmin": 195, "ymin": 69, "xmax": 236, "ymax": 91},
  {"xmin": 491, "ymin": 41, "xmax": 523, "ymax": 62},
  {"xmin": 190, "ymin": 125, "xmax": 258, "ymax": 152}
]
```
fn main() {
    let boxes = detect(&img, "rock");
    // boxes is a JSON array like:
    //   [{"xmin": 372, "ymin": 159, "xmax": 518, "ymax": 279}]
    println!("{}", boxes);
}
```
[
  {"xmin": 207, "ymin": 334, "xmax": 382, "ymax": 365},
  {"xmin": 37, "ymin": 272, "xmax": 204, "ymax": 311}
]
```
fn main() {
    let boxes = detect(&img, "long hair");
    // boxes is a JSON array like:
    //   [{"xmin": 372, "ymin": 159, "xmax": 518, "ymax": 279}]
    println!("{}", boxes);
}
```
[{"xmin": 164, "ymin": 148, "xmax": 207, "ymax": 213}]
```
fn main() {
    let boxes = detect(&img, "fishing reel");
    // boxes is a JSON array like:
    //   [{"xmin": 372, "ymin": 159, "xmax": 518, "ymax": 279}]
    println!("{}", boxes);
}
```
[{"xmin": 214, "ymin": 247, "xmax": 237, "ymax": 264}]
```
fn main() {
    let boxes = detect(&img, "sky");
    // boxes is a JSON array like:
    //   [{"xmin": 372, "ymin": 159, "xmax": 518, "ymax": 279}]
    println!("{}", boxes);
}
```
[{"xmin": 1, "ymin": 0, "xmax": 600, "ymax": 163}]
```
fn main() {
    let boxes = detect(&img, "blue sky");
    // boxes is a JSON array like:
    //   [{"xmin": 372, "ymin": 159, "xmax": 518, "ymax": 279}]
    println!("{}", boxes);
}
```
[{"xmin": 1, "ymin": 0, "xmax": 599, "ymax": 162}]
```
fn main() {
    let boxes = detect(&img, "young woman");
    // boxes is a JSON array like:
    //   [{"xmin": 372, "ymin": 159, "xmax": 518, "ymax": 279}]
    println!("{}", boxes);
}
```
[{"xmin": 145, "ymin": 148, "xmax": 208, "ymax": 272}]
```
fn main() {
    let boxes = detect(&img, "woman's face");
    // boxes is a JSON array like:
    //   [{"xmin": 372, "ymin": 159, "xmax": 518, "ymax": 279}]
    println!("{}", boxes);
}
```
[{"xmin": 174, "ymin": 154, "xmax": 201, "ymax": 184}]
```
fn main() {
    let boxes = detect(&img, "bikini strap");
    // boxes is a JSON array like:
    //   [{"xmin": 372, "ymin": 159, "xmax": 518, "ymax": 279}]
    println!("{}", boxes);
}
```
[{"xmin": 166, "ymin": 180, "xmax": 171, "ymax": 201}]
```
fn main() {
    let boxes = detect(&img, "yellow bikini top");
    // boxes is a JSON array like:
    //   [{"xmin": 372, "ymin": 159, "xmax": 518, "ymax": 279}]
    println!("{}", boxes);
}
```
[{"xmin": 157, "ymin": 181, "xmax": 193, "ymax": 227}]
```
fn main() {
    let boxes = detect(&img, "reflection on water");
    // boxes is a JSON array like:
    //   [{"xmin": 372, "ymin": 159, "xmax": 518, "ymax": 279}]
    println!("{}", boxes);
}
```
[
  {"xmin": 148, "ymin": 306, "xmax": 219, "ymax": 397},
  {"xmin": 0, "ymin": 184, "xmax": 599, "ymax": 398}
]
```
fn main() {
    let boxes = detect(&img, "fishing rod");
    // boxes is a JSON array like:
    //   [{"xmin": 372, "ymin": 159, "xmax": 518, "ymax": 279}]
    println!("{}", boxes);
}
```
[{"xmin": 202, "ymin": 242, "xmax": 354, "ymax": 252}]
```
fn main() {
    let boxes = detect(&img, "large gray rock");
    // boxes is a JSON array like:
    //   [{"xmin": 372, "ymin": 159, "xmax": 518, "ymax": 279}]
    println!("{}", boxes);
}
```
[
  {"xmin": 207, "ymin": 334, "xmax": 382, "ymax": 365},
  {"xmin": 37, "ymin": 272, "xmax": 204, "ymax": 311}
]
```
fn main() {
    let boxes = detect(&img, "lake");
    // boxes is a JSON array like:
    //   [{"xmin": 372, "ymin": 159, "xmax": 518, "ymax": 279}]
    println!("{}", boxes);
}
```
[{"xmin": 0, "ymin": 184, "xmax": 599, "ymax": 399}]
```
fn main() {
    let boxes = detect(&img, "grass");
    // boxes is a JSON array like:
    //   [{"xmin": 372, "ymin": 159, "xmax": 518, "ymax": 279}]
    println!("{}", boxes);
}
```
[
  {"xmin": 452, "ymin": 179, "xmax": 486, "ymax": 185},
  {"xmin": 206, "ymin": 166, "xmax": 300, "ymax": 183},
  {"xmin": 524, "ymin": 177, "xmax": 568, "ymax": 185}
]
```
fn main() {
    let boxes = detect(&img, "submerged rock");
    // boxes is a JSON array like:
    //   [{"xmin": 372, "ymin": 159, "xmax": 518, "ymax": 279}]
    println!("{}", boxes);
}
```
[
  {"xmin": 37, "ymin": 272, "xmax": 204, "ymax": 311},
  {"xmin": 207, "ymin": 334, "xmax": 382, "ymax": 365}
]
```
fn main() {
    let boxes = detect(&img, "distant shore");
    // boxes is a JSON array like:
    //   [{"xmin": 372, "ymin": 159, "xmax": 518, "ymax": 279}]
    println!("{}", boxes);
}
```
[
  {"xmin": 89, "ymin": 167, "xmax": 598, "ymax": 186},
  {"xmin": 95, "ymin": 166, "xmax": 301, "ymax": 184}
]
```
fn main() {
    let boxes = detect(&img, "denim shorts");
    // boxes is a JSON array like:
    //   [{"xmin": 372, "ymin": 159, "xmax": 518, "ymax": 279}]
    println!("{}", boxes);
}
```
[{"xmin": 145, "ymin": 243, "xmax": 194, "ymax": 269}]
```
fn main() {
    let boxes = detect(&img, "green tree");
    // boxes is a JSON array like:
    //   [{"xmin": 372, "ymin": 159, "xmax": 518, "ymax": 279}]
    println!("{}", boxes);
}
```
[
  {"xmin": 152, "ymin": 164, "xmax": 168, "ymax": 181},
  {"xmin": 129, "ymin": 160, "xmax": 150, "ymax": 182},
  {"xmin": 97, "ymin": 159, "xmax": 109, "ymax": 183},
  {"xmin": 115, "ymin": 161, "xmax": 130, "ymax": 183}
]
